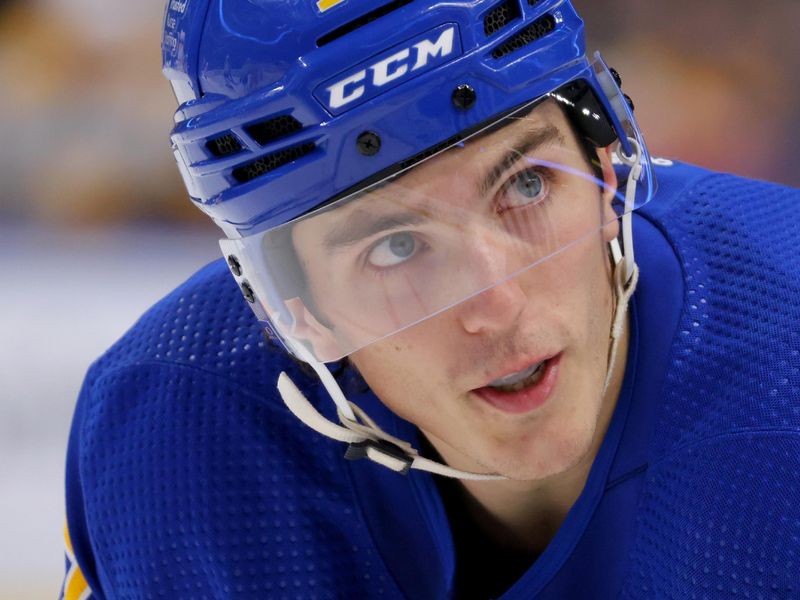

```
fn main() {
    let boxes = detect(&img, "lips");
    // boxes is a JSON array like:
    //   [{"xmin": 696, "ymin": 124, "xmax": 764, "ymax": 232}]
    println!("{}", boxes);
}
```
[
  {"xmin": 488, "ymin": 360, "xmax": 545, "ymax": 389},
  {"xmin": 472, "ymin": 353, "xmax": 562, "ymax": 414}
]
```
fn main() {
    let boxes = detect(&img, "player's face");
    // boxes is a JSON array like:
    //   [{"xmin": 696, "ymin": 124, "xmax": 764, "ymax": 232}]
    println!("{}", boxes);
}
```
[{"xmin": 292, "ymin": 102, "xmax": 621, "ymax": 480}]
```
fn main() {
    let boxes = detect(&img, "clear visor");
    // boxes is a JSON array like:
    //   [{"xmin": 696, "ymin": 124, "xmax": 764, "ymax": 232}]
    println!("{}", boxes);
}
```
[{"xmin": 222, "ymin": 59, "xmax": 655, "ymax": 363}]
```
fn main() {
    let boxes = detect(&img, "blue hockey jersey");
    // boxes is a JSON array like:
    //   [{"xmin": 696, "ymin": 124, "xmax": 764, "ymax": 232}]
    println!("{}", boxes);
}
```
[{"xmin": 62, "ymin": 161, "xmax": 800, "ymax": 599}]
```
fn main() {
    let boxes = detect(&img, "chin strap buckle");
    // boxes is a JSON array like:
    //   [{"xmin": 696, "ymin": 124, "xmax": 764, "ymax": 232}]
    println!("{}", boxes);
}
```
[
  {"xmin": 277, "ymin": 371, "xmax": 505, "ymax": 480},
  {"xmin": 344, "ymin": 438, "xmax": 414, "ymax": 475}
]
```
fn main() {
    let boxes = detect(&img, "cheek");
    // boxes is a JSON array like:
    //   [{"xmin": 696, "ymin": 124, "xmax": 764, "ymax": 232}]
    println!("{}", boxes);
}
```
[
  {"xmin": 535, "ymin": 239, "xmax": 605, "ymax": 296},
  {"xmin": 350, "ymin": 320, "xmax": 461, "ymax": 423},
  {"xmin": 350, "ymin": 340, "xmax": 426, "ymax": 416},
  {"xmin": 523, "ymin": 235, "xmax": 612, "ymax": 340}
]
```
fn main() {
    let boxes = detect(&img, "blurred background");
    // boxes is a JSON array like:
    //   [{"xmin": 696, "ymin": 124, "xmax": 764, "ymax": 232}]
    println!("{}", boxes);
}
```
[{"xmin": 0, "ymin": 0, "xmax": 797, "ymax": 597}]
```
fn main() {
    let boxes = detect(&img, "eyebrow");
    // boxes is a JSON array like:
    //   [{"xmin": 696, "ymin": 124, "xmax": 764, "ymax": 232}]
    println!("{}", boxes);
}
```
[
  {"xmin": 478, "ymin": 124, "xmax": 565, "ymax": 196},
  {"xmin": 321, "ymin": 123, "xmax": 565, "ymax": 250},
  {"xmin": 323, "ymin": 210, "xmax": 429, "ymax": 250}
]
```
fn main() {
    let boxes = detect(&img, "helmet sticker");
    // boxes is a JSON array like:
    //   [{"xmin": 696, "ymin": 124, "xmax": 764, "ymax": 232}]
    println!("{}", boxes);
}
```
[{"xmin": 317, "ymin": 0, "xmax": 347, "ymax": 13}]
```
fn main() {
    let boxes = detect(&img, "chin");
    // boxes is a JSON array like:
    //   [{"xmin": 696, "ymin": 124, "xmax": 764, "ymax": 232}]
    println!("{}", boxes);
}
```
[
  {"xmin": 476, "ymin": 411, "xmax": 601, "ymax": 482},
  {"xmin": 496, "ymin": 446, "xmax": 591, "ymax": 483}
]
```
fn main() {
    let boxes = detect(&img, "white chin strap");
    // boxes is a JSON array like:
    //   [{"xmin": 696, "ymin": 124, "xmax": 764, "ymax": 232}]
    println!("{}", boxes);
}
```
[
  {"xmin": 278, "ymin": 370, "xmax": 504, "ymax": 480},
  {"xmin": 277, "ymin": 139, "xmax": 642, "ymax": 481},
  {"xmin": 602, "ymin": 137, "xmax": 643, "ymax": 395}
]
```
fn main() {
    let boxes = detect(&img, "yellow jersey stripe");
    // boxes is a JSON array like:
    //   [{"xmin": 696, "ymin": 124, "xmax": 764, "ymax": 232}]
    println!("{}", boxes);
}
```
[
  {"xmin": 63, "ymin": 520, "xmax": 93, "ymax": 600},
  {"xmin": 64, "ymin": 521, "xmax": 74, "ymax": 559},
  {"xmin": 64, "ymin": 565, "xmax": 91, "ymax": 600}
]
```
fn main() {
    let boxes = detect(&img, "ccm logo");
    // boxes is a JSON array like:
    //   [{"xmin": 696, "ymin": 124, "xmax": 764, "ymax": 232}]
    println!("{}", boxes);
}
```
[{"xmin": 324, "ymin": 26, "xmax": 457, "ymax": 111}]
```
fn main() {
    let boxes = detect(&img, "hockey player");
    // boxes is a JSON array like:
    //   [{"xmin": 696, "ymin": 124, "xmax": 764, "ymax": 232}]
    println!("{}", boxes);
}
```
[{"xmin": 62, "ymin": 0, "xmax": 800, "ymax": 598}]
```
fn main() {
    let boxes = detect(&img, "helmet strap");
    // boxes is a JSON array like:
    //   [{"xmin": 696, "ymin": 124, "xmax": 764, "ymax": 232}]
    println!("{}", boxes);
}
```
[
  {"xmin": 601, "ymin": 137, "xmax": 643, "ymax": 394},
  {"xmin": 602, "ymin": 238, "xmax": 638, "ymax": 397},
  {"xmin": 277, "ymin": 367, "xmax": 505, "ymax": 480}
]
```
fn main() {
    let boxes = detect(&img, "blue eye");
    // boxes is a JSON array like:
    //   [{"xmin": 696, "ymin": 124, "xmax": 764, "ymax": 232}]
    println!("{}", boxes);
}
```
[
  {"xmin": 367, "ymin": 232, "xmax": 417, "ymax": 267},
  {"xmin": 507, "ymin": 169, "xmax": 546, "ymax": 207}
]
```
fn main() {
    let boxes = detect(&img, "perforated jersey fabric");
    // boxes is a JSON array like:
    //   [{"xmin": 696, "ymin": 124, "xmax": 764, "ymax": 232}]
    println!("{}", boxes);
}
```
[
  {"xmin": 617, "ymin": 168, "xmax": 800, "ymax": 599},
  {"xmin": 62, "ymin": 161, "xmax": 800, "ymax": 599}
]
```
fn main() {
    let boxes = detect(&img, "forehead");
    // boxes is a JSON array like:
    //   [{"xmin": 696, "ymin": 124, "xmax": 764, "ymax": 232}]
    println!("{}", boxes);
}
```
[
  {"xmin": 376, "ymin": 99, "xmax": 574, "ymax": 191},
  {"xmin": 305, "ymin": 99, "xmax": 576, "ymax": 220},
  {"xmin": 288, "ymin": 99, "xmax": 582, "ymax": 255}
]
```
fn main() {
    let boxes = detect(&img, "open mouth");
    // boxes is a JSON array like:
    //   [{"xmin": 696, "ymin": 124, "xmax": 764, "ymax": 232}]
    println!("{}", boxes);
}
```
[
  {"xmin": 487, "ymin": 360, "xmax": 547, "ymax": 391},
  {"xmin": 472, "ymin": 353, "xmax": 562, "ymax": 414}
]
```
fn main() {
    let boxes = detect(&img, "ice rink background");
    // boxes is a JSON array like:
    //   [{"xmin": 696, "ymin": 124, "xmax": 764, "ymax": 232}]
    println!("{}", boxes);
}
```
[{"xmin": 0, "ymin": 222, "xmax": 219, "ymax": 597}]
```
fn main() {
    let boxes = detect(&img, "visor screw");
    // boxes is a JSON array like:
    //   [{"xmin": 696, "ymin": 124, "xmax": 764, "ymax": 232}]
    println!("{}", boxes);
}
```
[
  {"xmin": 623, "ymin": 93, "xmax": 635, "ymax": 112},
  {"xmin": 227, "ymin": 255, "xmax": 242, "ymax": 277},
  {"xmin": 356, "ymin": 131, "xmax": 381, "ymax": 156},
  {"xmin": 240, "ymin": 281, "xmax": 256, "ymax": 303},
  {"xmin": 452, "ymin": 84, "xmax": 477, "ymax": 110},
  {"xmin": 609, "ymin": 67, "xmax": 623, "ymax": 87}
]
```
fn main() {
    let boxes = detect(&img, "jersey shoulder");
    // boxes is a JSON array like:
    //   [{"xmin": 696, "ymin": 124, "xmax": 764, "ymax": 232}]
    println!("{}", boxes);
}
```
[
  {"xmin": 87, "ymin": 258, "xmax": 288, "ymax": 392},
  {"xmin": 641, "ymin": 158, "xmax": 800, "ymax": 234},
  {"xmin": 621, "ymin": 162, "xmax": 800, "ymax": 598},
  {"xmin": 638, "ymin": 160, "xmax": 800, "ymax": 447},
  {"xmin": 65, "ymin": 259, "xmax": 402, "ymax": 598}
]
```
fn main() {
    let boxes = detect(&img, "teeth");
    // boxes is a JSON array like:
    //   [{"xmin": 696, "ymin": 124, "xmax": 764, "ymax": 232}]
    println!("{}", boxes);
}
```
[{"xmin": 489, "ymin": 361, "xmax": 545, "ymax": 389}]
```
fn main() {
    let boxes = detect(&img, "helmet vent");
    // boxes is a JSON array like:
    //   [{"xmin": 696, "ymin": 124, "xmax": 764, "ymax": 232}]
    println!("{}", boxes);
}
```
[
  {"xmin": 483, "ymin": 0, "xmax": 521, "ymax": 37},
  {"xmin": 232, "ymin": 143, "xmax": 315, "ymax": 184},
  {"xmin": 317, "ymin": 0, "xmax": 414, "ymax": 47},
  {"xmin": 244, "ymin": 115, "xmax": 303, "ymax": 146},
  {"xmin": 491, "ymin": 13, "xmax": 555, "ymax": 59},
  {"xmin": 206, "ymin": 133, "xmax": 243, "ymax": 158}
]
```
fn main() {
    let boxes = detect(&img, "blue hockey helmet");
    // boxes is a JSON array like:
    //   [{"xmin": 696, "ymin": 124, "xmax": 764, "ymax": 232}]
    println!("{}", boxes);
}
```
[{"xmin": 162, "ymin": 0, "xmax": 655, "ymax": 363}]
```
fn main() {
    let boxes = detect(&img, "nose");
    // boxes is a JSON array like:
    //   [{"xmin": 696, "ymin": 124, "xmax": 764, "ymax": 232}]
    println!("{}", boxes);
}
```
[
  {"xmin": 456, "ymin": 278, "xmax": 527, "ymax": 335},
  {"xmin": 454, "ymin": 232, "xmax": 528, "ymax": 335}
]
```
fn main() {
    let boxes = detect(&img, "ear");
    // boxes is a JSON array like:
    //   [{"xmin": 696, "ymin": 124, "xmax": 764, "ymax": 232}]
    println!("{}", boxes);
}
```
[
  {"xmin": 597, "ymin": 145, "xmax": 620, "ymax": 243},
  {"xmin": 285, "ymin": 297, "xmax": 342, "ymax": 362}
]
